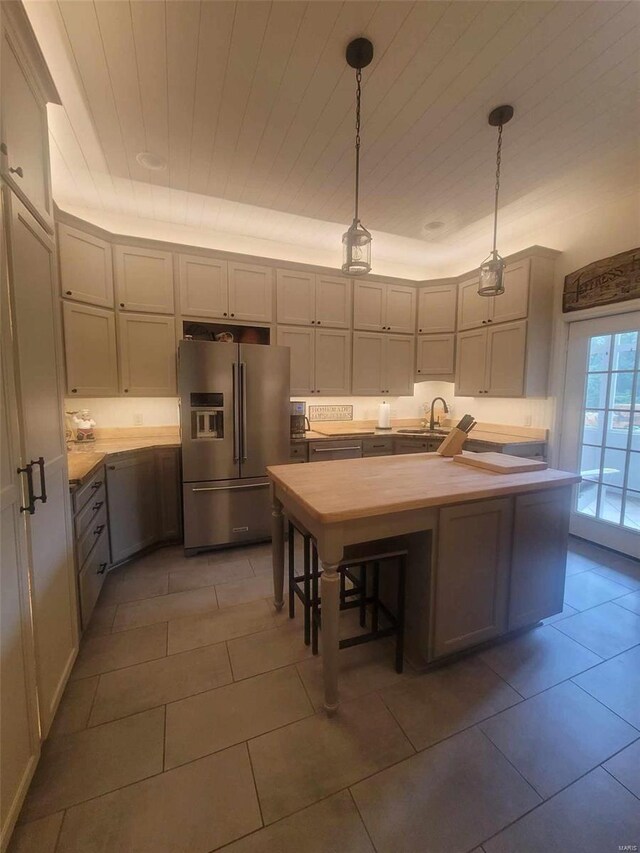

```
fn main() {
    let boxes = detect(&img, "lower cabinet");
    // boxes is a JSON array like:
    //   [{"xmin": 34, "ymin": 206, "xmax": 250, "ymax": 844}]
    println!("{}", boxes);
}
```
[
  {"xmin": 431, "ymin": 498, "xmax": 513, "ymax": 659},
  {"xmin": 394, "ymin": 438, "xmax": 441, "ymax": 455},
  {"xmin": 508, "ymin": 487, "xmax": 571, "ymax": 630},
  {"xmin": 71, "ymin": 465, "xmax": 109, "ymax": 629},
  {"xmin": 106, "ymin": 447, "xmax": 181, "ymax": 566}
]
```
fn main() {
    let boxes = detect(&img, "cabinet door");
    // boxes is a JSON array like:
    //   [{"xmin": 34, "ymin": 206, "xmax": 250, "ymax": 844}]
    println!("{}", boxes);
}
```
[
  {"xmin": 178, "ymin": 254, "xmax": 228, "ymax": 319},
  {"xmin": 458, "ymin": 276, "xmax": 489, "ymax": 331},
  {"xmin": 417, "ymin": 284, "xmax": 457, "ymax": 333},
  {"xmin": 315, "ymin": 329, "xmax": 351, "ymax": 395},
  {"xmin": 485, "ymin": 321, "xmax": 526, "ymax": 397},
  {"xmin": 106, "ymin": 453, "xmax": 159, "ymax": 564},
  {"xmin": 315, "ymin": 275, "xmax": 351, "ymax": 328},
  {"xmin": 353, "ymin": 281, "xmax": 385, "ymax": 331},
  {"xmin": 58, "ymin": 225, "xmax": 114, "ymax": 308},
  {"xmin": 1, "ymin": 22, "xmax": 53, "ymax": 231},
  {"xmin": 276, "ymin": 269, "xmax": 315, "ymax": 326},
  {"xmin": 156, "ymin": 447, "xmax": 181, "ymax": 542},
  {"xmin": 432, "ymin": 498, "xmax": 512, "ymax": 659},
  {"xmin": 491, "ymin": 258, "xmax": 530, "ymax": 325},
  {"xmin": 385, "ymin": 284, "xmax": 416, "ymax": 333},
  {"xmin": 277, "ymin": 326, "xmax": 314, "ymax": 395},
  {"xmin": 114, "ymin": 245, "xmax": 174, "ymax": 314},
  {"xmin": 509, "ymin": 487, "xmax": 571, "ymax": 631},
  {"xmin": 228, "ymin": 262, "xmax": 273, "ymax": 322},
  {"xmin": 118, "ymin": 313, "xmax": 177, "ymax": 395},
  {"xmin": 1, "ymin": 243, "xmax": 40, "ymax": 843},
  {"xmin": 352, "ymin": 332, "xmax": 385, "ymax": 395},
  {"xmin": 394, "ymin": 439, "xmax": 431, "ymax": 455},
  {"xmin": 6, "ymin": 193, "xmax": 78, "ymax": 735},
  {"xmin": 63, "ymin": 302, "xmax": 118, "ymax": 396},
  {"xmin": 455, "ymin": 328, "xmax": 487, "ymax": 396},
  {"xmin": 416, "ymin": 334, "xmax": 455, "ymax": 378},
  {"xmin": 385, "ymin": 335, "xmax": 414, "ymax": 396}
]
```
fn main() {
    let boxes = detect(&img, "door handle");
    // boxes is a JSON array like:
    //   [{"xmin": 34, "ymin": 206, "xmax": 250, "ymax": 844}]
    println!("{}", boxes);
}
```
[
  {"xmin": 240, "ymin": 362, "xmax": 248, "ymax": 462},
  {"xmin": 17, "ymin": 462, "xmax": 36, "ymax": 514},
  {"xmin": 93, "ymin": 524, "xmax": 105, "ymax": 536},
  {"xmin": 97, "ymin": 562, "xmax": 108, "ymax": 575},
  {"xmin": 31, "ymin": 456, "xmax": 47, "ymax": 505},
  {"xmin": 192, "ymin": 483, "xmax": 269, "ymax": 492},
  {"xmin": 232, "ymin": 362, "xmax": 239, "ymax": 463}
]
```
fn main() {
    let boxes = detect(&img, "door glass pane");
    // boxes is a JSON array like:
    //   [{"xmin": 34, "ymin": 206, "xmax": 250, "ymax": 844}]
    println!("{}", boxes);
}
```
[{"xmin": 576, "ymin": 328, "xmax": 640, "ymax": 531}]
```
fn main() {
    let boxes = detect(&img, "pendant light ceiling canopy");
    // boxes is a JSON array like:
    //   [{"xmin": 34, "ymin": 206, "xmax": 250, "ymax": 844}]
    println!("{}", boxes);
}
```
[
  {"xmin": 342, "ymin": 37, "xmax": 373, "ymax": 276},
  {"xmin": 478, "ymin": 104, "xmax": 514, "ymax": 298}
]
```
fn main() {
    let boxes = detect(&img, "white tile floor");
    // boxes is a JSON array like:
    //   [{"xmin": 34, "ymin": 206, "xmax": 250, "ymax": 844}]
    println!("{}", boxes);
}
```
[{"xmin": 9, "ymin": 537, "xmax": 640, "ymax": 853}]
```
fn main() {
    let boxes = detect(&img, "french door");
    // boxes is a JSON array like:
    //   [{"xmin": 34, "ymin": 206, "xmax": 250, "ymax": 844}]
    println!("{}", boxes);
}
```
[{"xmin": 559, "ymin": 312, "xmax": 639, "ymax": 558}]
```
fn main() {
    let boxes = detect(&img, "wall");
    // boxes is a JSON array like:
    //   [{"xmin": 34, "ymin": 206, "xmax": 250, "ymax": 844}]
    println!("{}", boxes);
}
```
[{"xmin": 65, "ymin": 397, "xmax": 180, "ymax": 428}]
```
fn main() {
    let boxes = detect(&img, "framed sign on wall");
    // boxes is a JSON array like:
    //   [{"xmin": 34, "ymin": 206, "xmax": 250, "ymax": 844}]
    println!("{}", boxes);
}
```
[{"xmin": 563, "ymin": 247, "xmax": 640, "ymax": 313}]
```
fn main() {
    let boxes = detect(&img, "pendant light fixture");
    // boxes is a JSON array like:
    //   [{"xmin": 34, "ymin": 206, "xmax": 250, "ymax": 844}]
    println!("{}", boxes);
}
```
[
  {"xmin": 478, "ymin": 104, "xmax": 514, "ymax": 297},
  {"xmin": 342, "ymin": 37, "xmax": 374, "ymax": 276}
]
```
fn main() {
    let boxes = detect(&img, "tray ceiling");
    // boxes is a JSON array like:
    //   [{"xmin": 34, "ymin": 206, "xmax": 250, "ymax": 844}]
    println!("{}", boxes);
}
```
[{"xmin": 25, "ymin": 1, "xmax": 640, "ymax": 275}]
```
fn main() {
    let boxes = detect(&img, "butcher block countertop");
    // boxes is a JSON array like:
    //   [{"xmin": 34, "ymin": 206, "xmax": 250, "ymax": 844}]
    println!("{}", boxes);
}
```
[
  {"xmin": 267, "ymin": 453, "xmax": 579, "ymax": 524},
  {"xmin": 67, "ymin": 429, "xmax": 180, "ymax": 486}
]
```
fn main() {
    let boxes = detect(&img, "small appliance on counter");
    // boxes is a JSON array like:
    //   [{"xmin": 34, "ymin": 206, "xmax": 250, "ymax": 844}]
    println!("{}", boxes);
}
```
[{"xmin": 290, "ymin": 401, "xmax": 310, "ymax": 439}]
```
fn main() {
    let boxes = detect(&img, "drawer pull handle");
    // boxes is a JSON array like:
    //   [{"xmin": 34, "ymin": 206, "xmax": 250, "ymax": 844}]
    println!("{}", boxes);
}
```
[
  {"xmin": 92, "ymin": 501, "xmax": 104, "ymax": 511},
  {"xmin": 31, "ymin": 456, "xmax": 47, "ymax": 505},
  {"xmin": 17, "ymin": 462, "xmax": 36, "ymax": 514},
  {"xmin": 91, "ymin": 480, "xmax": 103, "ymax": 489},
  {"xmin": 97, "ymin": 562, "xmax": 108, "ymax": 575},
  {"xmin": 93, "ymin": 524, "xmax": 105, "ymax": 536},
  {"xmin": 312, "ymin": 446, "xmax": 361, "ymax": 453}
]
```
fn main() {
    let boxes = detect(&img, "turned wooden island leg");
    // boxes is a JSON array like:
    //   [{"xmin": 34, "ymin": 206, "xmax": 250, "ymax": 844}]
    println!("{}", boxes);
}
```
[
  {"xmin": 320, "ymin": 559, "xmax": 341, "ymax": 714},
  {"xmin": 271, "ymin": 492, "xmax": 285, "ymax": 611}
]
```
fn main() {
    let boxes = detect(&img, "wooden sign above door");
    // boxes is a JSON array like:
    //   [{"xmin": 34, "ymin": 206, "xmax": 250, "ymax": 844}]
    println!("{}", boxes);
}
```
[{"xmin": 563, "ymin": 247, "xmax": 640, "ymax": 313}]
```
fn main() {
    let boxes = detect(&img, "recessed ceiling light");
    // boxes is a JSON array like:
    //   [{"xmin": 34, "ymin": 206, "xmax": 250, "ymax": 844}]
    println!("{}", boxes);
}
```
[
  {"xmin": 136, "ymin": 151, "xmax": 167, "ymax": 171},
  {"xmin": 424, "ymin": 221, "xmax": 445, "ymax": 231}
]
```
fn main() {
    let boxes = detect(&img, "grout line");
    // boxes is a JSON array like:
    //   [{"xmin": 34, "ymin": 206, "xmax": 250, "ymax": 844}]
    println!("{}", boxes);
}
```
[
  {"xmin": 51, "ymin": 808, "xmax": 66, "ymax": 853},
  {"xmin": 348, "ymin": 787, "xmax": 380, "ymax": 852},
  {"xmin": 601, "ymin": 760, "xmax": 640, "ymax": 802},
  {"xmin": 243, "ymin": 742, "xmax": 265, "ymax": 830},
  {"xmin": 570, "ymin": 678, "xmax": 640, "ymax": 735}
]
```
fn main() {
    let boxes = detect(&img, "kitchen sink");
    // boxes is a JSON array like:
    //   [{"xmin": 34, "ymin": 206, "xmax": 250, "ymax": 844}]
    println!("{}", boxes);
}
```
[{"xmin": 396, "ymin": 428, "xmax": 449, "ymax": 436}]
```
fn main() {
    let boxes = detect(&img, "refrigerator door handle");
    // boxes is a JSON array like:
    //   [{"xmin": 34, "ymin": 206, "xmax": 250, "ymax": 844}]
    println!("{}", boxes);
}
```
[
  {"xmin": 232, "ymin": 362, "xmax": 240, "ymax": 463},
  {"xmin": 191, "ymin": 483, "xmax": 269, "ymax": 493},
  {"xmin": 240, "ymin": 362, "xmax": 248, "ymax": 462}
]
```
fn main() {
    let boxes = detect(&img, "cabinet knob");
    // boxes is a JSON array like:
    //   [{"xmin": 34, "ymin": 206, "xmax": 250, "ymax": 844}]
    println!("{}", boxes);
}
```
[
  {"xmin": 487, "ymin": 318, "xmax": 493, "ymax": 323},
  {"xmin": 316, "ymin": 320, "xmax": 321, "ymax": 325},
  {"xmin": 120, "ymin": 302, "xmax": 125, "ymax": 308},
  {"xmin": 71, "ymin": 388, "xmax": 77, "ymax": 393},
  {"xmin": 108, "ymin": 465, "xmax": 115, "ymax": 470},
  {"xmin": 311, "ymin": 320, "xmax": 315, "ymax": 324},
  {"xmin": 223, "ymin": 312, "xmax": 227, "ymax": 317},
  {"xmin": 9, "ymin": 165, "xmax": 23, "ymax": 178},
  {"xmin": 66, "ymin": 290, "xmax": 72, "ymax": 295},
  {"xmin": 230, "ymin": 313, "xmax": 235, "ymax": 317},
  {"xmin": 417, "ymin": 369, "xmax": 421, "ymax": 373},
  {"xmin": 124, "ymin": 388, "xmax": 129, "ymax": 393},
  {"xmin": 419, "ymin": 328, "xmax": 422, "ymax": 332}
]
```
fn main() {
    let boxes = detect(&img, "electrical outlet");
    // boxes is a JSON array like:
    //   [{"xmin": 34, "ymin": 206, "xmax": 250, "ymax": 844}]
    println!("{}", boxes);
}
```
[{"xmin": 134, "ymin": 413, "xmax": 143, "ymax": 426}]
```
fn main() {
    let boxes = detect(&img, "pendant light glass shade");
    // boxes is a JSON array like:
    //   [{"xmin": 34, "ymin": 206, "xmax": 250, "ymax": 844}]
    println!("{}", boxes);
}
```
[
  {"xmin": 342, "ymin": 219, "xmax": 372, "ymax": 275},
  {"xmin": 478, "ymin": 104, "xmax": 513, "ymax": 298},
  {"xmin": 342, "ymin": 38, "xmax": 373, "ymax": 276},
  {"xmin": 479, "ymin": 249, "xmax": 506, "ymax": 296}
]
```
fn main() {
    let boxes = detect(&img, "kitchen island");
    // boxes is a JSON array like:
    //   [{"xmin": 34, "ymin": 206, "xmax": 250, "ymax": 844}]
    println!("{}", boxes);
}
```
[{"xmin": 267, "ymin": 453, "xmax": 580, "ymax": 713}]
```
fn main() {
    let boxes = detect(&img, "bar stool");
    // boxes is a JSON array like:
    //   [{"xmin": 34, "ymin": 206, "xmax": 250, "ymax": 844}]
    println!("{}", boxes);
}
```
[{"xmin": 311, "ymin": 547, "xmax": 407, "ymax": 674}]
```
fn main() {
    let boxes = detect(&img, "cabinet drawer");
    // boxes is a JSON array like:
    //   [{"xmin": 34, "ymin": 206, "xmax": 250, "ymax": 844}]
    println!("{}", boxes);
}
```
[
  {"xmin": 308, "ymin": 440, "xmax": 362, "ymax": 461},
  {"xmin": 362, "ymin": 437, "xmax": 394, "ymax": 456},
  {"xmin": 77, "ymin": 503, "xmax": 108, "ymax": 569},
  {"xmin": 78, "ymin": 529, "xmax": 109, "ymax": 630},
  {"xmin": 74, "ymin": 481, "xmax": 106, "ymax": 540},
  {"xmin": 394, "ymin": 439, "xmax": 432, "ymax": 454},
  {"xmin": 290, "ymin": 443, "xmax": 308, "ymax": 462},
  {"xmin": 72, "ymin": 466, "xmax": 106, "ymax": 515}
]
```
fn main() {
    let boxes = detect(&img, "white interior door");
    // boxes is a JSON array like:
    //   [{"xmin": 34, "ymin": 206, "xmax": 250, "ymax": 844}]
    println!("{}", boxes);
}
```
[{"xmin": 559, "ymin": 312, "xmax": 640, "ymax": 558}]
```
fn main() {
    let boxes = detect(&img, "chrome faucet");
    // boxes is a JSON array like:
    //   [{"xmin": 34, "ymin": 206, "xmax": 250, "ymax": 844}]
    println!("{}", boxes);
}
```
[{"xmin": 429, "ymin": 397, "xmax": 449, "ymax": 431}]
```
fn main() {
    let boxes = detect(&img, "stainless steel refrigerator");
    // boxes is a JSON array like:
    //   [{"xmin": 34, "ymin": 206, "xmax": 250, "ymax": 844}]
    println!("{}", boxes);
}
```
[{"xmin": 179, "ymin": 339, "xmax": 290, "ymax": 553}]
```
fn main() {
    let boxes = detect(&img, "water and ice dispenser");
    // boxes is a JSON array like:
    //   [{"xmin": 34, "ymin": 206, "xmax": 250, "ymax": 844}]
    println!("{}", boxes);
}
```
[{"xmin": 189, "ymin": 393, "xmax": 224, "ymax": 440}]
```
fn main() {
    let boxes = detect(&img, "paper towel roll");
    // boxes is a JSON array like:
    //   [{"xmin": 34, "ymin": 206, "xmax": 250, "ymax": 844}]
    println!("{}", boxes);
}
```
[{"xmin": 377, "ymin": 401, "xmax": 391, "ymax": 429}]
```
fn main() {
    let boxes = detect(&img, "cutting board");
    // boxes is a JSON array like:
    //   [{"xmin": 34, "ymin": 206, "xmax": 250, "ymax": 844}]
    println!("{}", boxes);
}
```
[{"xmin": 453, "ymin": 451, "xmax": 548, "ymax": 473}]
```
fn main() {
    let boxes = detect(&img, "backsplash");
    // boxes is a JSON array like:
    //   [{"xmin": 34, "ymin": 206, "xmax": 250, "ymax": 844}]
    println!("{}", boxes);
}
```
[{"xmin": 64, "ymin": 397, "xmax": 180, "ymax": 428}]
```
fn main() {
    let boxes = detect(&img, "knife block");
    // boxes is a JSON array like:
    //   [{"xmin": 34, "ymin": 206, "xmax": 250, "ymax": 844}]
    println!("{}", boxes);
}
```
[{"xmin": 436, "ymin": 427, "xmax": 468, "ymax": 457}]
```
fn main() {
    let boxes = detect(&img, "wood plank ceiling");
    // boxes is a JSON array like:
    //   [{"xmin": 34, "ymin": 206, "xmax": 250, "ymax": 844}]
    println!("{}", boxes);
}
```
[{"xmin": 25, "ymin": 1, "xmax": 640, "ymax": 274}]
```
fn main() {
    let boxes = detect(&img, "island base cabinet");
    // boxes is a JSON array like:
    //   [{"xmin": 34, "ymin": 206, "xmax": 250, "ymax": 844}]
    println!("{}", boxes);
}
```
[
  {"xmin": 106, "ymin": 452, "xmax": 159, "ymax": 565},
  {"xmin": 431, "ymin": 498, "xmax": 513, "ymax": 659},
  {"xmin": 508, "ymin": 487, "xmax": 571, "ymax": 630}
]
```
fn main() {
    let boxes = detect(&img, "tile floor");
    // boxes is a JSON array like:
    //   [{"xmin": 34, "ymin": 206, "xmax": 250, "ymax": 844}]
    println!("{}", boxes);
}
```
[{"xmin": 9, "ymin": 537, "xmax": 640, "ymax": 853}]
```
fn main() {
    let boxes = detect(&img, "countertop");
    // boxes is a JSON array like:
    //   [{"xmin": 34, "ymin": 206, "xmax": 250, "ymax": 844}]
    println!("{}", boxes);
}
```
[
  {"xmin": 268, "ymin": 453, "xmax": 579, "ymax": 524},
  {"xmin": 67, "ymin": 437, "xmax": 180, "ymax": 486},
  {"xmin": 298, "ymin": 426, "xmax": 545, "ymax": 447}
]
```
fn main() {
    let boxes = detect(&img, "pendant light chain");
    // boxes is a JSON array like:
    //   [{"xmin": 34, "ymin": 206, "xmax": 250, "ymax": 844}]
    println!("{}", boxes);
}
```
[
  {"xmin": 354, "ymin": 67, "xmax": 362, "ymax": 223},
  {"xmin": 492, "ymin": 123, "xmax": 503, "ymax": 255}
]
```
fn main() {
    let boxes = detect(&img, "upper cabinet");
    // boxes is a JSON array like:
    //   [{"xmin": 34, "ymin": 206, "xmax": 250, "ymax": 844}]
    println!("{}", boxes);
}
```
[
  {"xmin": 416, "ymin": 334, "xmax": 455, "ymax": 379},
  {"xmin": 118, "ymin": 313, "xmax": 177, "ymax": 396},
  {"xmin": 352, "ymin": 332, "xmax": 414, "ymax": 396},
  {"xmin": 417, "ymin": 283, "xmax": 457, "ymax": 333},
  {"xmin": 114, "ymin": 245, "xmax": 174, "ymax": 314},
  {"xmin": 63, "ymin": 302, "xmax": 118, "ymax": 397},
  {"xmin": 228, "ymin": 262, "xmax": 273, "ymax": 323},
  {"xmin": 178, "ymin": 254, "xmax": 228, "ymax": 319},
  {"xmin": 277, "ymin": 326, "xmax": 351, "ymax": 396},
  {"xmin": 458, "ymin": 259, "xmax": 530, "ymax": 331},
  {"xmin": 276, "ymin": 270, "xmax": 351, "ymax": 329},
  {"xmin": 456, "ymin": 321, "xmax": 527, "ymax": 398},
  {"xmin": 58, "ymin": 225, "xmax": 114, "ymax": 308},
  {"xmin": 354, "ymin": 280, "xmax": 415, "ymax": 333},
  {"xmin": 1, "ymin": 11, "xmax": 55, "ymax": 232}
]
